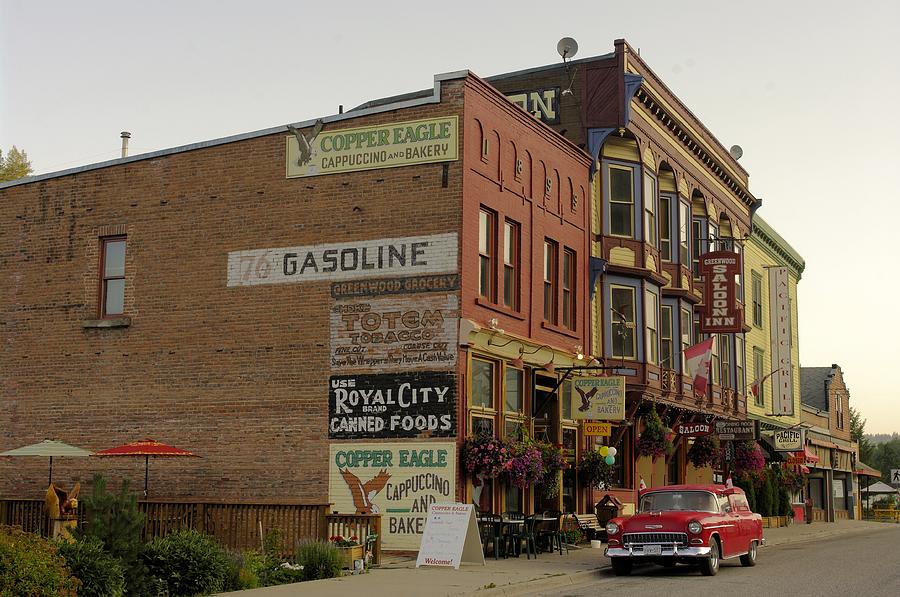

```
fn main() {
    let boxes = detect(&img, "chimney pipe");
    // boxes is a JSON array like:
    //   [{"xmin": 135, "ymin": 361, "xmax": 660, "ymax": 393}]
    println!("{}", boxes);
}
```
[{"xmin": 120, "ymin": 131, "xmax": 131, "ymax": 158}]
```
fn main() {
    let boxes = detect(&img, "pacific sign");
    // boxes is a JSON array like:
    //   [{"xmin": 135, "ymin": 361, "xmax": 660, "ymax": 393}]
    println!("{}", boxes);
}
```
[
  {"xmin": 699, "ymin": 251, "xmax": 743, "ymax": 333},
  {"xmin": 773, "ymin": 428, "xmax": 804, "ymax": 452}
]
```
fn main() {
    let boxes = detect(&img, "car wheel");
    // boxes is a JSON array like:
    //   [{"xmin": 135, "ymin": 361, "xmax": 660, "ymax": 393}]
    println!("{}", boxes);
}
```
[
  {"xmin": 611, "ymin": 557, "xmax": 633, "ymax": 576},
  {"xmin": 699, "ymin": 538, "xmax": 720, "ymax": 576},
  {"xmin": 740, "ymin": 541, "xmax": 758, "ymax": 567}
]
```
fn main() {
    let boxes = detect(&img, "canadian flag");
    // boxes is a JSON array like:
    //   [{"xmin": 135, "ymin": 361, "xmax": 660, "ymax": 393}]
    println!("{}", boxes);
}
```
[
  {"xmin": 725, "ymin": 475, "xmax": 734, "ymax": 489},
  {"xmin": 750, "ymin": 368, "xmax": 780, "ymax": 397},
  {"xmin": 683, "ymin": 337, "xmax": 716, "ymax": 395},
  {"xmin": 639, "ymin": 477, "xmax": 647, "ymax": 491}
]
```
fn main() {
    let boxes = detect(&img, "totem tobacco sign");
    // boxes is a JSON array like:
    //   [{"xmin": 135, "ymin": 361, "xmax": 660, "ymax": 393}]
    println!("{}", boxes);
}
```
[
  {"xmin": 328, "ymin": 372, "xmax": 457, "ymax": 439},
  {"xmin": 330, "ymin": 294, "xmax": 458, "ymax": 371},
  {"xmin": 286, "ymin": 116, "xmax": 459, "ymax": 178},
  {"xmin": 699, "ymin": 251, "xmax": 742, "ymax": 333}
]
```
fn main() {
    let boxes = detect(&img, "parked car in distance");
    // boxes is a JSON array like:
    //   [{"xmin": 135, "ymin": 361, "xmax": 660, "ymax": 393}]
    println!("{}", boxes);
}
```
[{"xmin": 604, "ymin": 484, "xmax": 764, "ymax": 576}]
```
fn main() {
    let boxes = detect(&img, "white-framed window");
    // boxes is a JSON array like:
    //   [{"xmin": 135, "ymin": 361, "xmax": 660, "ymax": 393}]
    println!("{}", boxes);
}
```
[
  {"xmin": 645, "ymin": 291, "xmax": 659, "ymax": 365},
  {"xmin": 643, "ymin": 173, "xmax": 657, "ymax": 248},
  {"xmin": 562, "ymin": 248, "xmax": 575, "ymax": 330},
  {"xmin": 679, "ymin": 202, "xmax": 690, "ymax": 265},
  {"xmin": 100, "ymin": 237, "xmax": 126, "ymax": 317},
  {"xmin": 751, "ymin": 271, "xmax": 763, "ymax": 327},
  {"xmin": 753, "ymin": 347, "xmax": 765, "ymax": 406},
  {"xmin": 544, "ymin": 240, "xmax": 558, "ymax": 324},
  {"xmin": 720, "ymin": 334, "xmax": 732, "ymax": 389},
  {"xmin": 660, "ymin": 195, "xmax": 672, "ymax": 261},
  {"xmin": 611, "ymin": 285, "xmax": 636, "ymax": 359},
  {"xmin": 661, "ymin": 305, "xmax": 673, "ymax": 369},
  {"xmin": 503, "ymin": 219, "xmax": 520, "ymax": 309},
  {"xmin": 735, "ymin": 335, "xmax": 745, "ymax": 395},
  {"xmin": 479, "ymin": 209, "xmax": 495, "ymax": 300},
  {"xmin": 609, "ymin": 165, "xmax": 634, "ymax": 237},
  {"xmin": 680, "ymin": 307, "xmax": 692, "ymax": 372}
]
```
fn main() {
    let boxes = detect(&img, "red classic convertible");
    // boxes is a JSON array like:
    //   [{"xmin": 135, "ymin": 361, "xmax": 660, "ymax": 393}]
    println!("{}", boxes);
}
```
[{"xmin": 604, "ymin": 484, "xmax": 764, "ymax": 576}]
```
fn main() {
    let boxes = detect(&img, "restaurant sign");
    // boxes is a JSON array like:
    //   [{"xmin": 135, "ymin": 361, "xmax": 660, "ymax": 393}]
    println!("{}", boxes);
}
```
[
  {"xmin": 676, "ymin": 423, "xmax": 713, "ymax": 437},
  {"xmin": 773, "ymin": 428, "xmax": 805, "ymax": 452},
  {"xmin": 699, "ymin": 251, "xmax": 743, "ymax": 333},
  {"xmin": 286, "ymin": 116, "xmax": 458, "ymax": 178},
  {"xmin": 328, "ymin": 442, "xmax": 456, "ymax": 550},
  {"xmin": 570, "ymin": 377, "xmax": 625, "ymax": 421},
  {"xmin": 328, "ymin": 372, "xmax": 457, "ymax": 439},
  {"xmin": 330, "ymin": 294, "xmax": 458, "ymax": 371},
  {"xmin": 715, "ymin": 419, "xmax": 759, "ymax": 441}
]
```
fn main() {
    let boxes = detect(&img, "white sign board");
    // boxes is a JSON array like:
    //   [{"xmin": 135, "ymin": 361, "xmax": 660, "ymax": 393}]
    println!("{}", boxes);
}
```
[
  {"xmin": 416, "ymin": 503, "xmax": 484, "ymax": 569},
  {"xmin": 227, "ymin": 233, "xmax": 458, "ymax": 287},
  {"xmin": 570, "ymin": 377, "xmax": 626, "ymax": 420},
  {"xmin": 891, "ymin": 469, "xmax": 900, "ymax": 486},
  {"xmin": 768, "ymin": 266, "xmax": 794, "ymax": 416},
  {"xmin": 773, "ymin": 428, "xmax": 804, "ymax": 452}
]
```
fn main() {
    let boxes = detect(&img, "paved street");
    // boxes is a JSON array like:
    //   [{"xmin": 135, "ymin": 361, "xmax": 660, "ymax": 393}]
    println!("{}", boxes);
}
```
[{"xmin": 520, "ymin": 525, "xmax": 900, "ymax": 597}]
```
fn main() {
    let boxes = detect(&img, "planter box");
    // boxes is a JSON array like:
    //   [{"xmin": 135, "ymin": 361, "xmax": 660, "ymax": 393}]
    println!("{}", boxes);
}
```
[{"xmin": 337, "ymin": 545, "xmax": 364, "ymax": 569}]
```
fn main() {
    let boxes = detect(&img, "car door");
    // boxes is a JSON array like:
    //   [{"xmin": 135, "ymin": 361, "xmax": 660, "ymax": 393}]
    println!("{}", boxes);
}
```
[
  {"xmin": 718, "ymin": 494, "xmax": 741, "ymax": 557},
  {"xmin": 727, "ymin": 494, "xmax": 749, "ymax": 551}
]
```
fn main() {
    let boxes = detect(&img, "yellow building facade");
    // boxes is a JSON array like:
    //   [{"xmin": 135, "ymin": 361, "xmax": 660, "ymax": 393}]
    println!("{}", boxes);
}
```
[{"xmin": 743, "ymin": 216, "xmax": 804, "ymax": 429}]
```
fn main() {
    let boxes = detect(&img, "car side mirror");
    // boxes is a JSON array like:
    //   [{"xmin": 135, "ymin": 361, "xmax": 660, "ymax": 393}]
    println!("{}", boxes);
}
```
[{"xmin": 724, "ymin": 505, "xmax": 733, "ymax": 514}]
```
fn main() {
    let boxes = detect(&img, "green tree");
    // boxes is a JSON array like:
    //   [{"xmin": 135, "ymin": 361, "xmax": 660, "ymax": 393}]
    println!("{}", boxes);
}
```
[
  {"xmin": 851, "ymin": 407, "xmax": 874, "ymax": 464},
  {"xmin": 0, "ymin": 146, "xmax": 33, "ymax": 182}
]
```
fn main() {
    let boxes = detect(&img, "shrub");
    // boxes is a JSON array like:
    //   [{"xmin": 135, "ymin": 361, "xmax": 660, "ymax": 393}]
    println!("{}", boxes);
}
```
[
  {"xmin": 637, "ymin": 406, "xmax": 671, "ymax": 460},
  {"xmin": 56, "ymin": 535, "xmax": 125, "ymax": 597},
  {"xmin": 0, "ymin": 525, "xmax": 79, "ymax": 597},
  {"xmin": 757, "ymin": 470, "xmax": 775, "ymax": 517},
  {"xmin": 143, "ymin": 529, "xmax": 230, "ymax": 596},
  {"xmin": 76, "ymin": 474, "xmax": 148, "ymax": 597},
  {"xmin": 295, "ymin": 540, "xmax": 344, "ymax": 581},
  {"xmin": 223, "ymin": 549, "xmax": 267, "ymax": 591}
]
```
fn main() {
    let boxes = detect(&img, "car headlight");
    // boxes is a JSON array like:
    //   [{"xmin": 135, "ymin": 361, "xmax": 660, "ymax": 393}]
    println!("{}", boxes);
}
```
[
  {"xmin": 688, "ymin": 521, "xmax": 703, "ymax": 534},
  {"xmin": 606, "ymin": 522, "xmax": 620, "ymax": 535}
]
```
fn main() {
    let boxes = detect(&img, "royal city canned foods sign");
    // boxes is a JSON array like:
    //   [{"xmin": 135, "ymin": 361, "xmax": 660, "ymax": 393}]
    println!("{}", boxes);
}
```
[
  {"xmin": 773, "ymin": 428, "xmax": 805, "ymax": 451},
  {"xmin": 286, "ymin": 116, "xmax": 459, "ymax": 178},
  {"xmin": 328, "ymin": 443, "xmax": 456, "ymax": 550},
  {"xmin": 715, "ymin": 420, "xmax": 759, "ymax": 441},
  {"xmin": 328, "ymin": 372, "xmax": 457, "ymax": 439}
]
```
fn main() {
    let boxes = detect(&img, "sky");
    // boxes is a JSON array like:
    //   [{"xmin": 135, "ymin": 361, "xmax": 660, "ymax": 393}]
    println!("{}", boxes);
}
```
[{"xmin": 2, "ymin": 1, "xmax": 899, "ymax": 433}]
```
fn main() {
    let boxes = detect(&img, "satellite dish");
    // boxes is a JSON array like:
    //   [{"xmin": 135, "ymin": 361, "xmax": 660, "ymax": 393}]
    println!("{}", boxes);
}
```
[
  {"xmin": 557, "ymin": 37, "xmax": 579, "ymax": 60},
  {"xmin": 729, "ymin": 145, "xmax": 743, "ymax": 160}
]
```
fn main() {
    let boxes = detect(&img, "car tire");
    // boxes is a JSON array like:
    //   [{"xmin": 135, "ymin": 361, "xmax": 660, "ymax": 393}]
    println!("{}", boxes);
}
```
[
  {"xmin": 699, "ymin": 538, "xmax": 720, "ymax": 576},
  {"xmin": 611, "ymin": 557, "xmax": 633, "ymax": 576},
  {"xmin": 740, "ymin": 541, "xmax": 758, "ymax": 567}
]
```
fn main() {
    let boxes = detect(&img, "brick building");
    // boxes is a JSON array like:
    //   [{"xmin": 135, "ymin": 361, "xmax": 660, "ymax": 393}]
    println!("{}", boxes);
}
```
[{"xmin": 0, "ymin": 71, "xmax": 591, "ymax": 549}]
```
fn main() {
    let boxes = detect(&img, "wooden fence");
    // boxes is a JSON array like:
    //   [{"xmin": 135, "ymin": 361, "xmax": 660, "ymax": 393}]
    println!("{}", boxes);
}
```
[
  {"xmin": 0, "ymin": 498, "xmax": 331, "ymax": 554},
  {"xmin": 325, "ymin": 513, "xmax": 382, "ymax": 565}
]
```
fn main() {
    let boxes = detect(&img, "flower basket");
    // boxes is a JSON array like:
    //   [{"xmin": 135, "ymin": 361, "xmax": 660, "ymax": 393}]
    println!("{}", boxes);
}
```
[
  {"xmin": 578, "ymin": 449, "xmax": 616, "ymax": 489},
  {"xmin": 687, "ymin": 435, "xmax": 720, "ymax": 469},
  {"xmin": 733, "ymin": 441, "xmax": 765, "ymax": 474},
  {"xmin": 463, "ymin": 434, "xmax": 509, "ymax": 483},
  {"xmin": 502, "ymin": 441, "xmax": 544, "ymax": 489},
  {"xmin": 536, "ymin": 442, "xmax": 566, "ymax": 498},
  {"xmin": 637, "ymin": 406, "xmax": 672, "ymax": 460}
]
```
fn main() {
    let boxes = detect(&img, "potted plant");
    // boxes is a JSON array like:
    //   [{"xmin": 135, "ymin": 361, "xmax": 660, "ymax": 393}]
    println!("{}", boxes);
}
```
[
  {"xmin": 536, "ymin": 441, "xmax": 566, "ymax": 498},
  {"xmin": 578, "ymin": 449, "xmax": 616, "ymax": 490},
  {"xmin": 462, "ymin": 433, "xmax": 509, "ymax": 487},
  {"xmin": 330, "ymin": 535, "xmax": 363, "ymax": 569},
  {"xmin": 687, "ymin": 435, "xmax": 720, "ymax": 469},
  {"xmin": 637, "ymin": 406, "xmax": 672, "ymax": 460},
  {"xmin": 502, "ymin": 440, "xmax": 544, "ymax": 489}
]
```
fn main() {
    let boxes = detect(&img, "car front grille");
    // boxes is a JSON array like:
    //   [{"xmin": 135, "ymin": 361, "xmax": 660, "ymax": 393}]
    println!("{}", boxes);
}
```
[{"xmin": 622, "ymin": 532, "xmax": 688, "ymax": 546}]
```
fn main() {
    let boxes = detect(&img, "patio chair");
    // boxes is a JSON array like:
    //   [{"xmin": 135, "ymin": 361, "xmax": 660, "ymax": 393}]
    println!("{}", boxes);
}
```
[
  {"xmin": 539, "ymin": 511, "xmax": 567, "ymax": 555},
  {"xmin": 514, "ymin": 515, "xmax": 539, "ymax": 560},
  {"xmin": 501, "ymin": 511, "xmax": 525, "ymax": 557},
  {"xmin": 478, "ymin": 514, "xmax": 502, "ymax": 560}
]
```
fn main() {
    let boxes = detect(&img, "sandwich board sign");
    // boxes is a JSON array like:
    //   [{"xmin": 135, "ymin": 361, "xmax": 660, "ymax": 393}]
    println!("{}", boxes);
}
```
[{"xmin": 416, "ymin": 503, "xmax": 484, "ymax": 569}]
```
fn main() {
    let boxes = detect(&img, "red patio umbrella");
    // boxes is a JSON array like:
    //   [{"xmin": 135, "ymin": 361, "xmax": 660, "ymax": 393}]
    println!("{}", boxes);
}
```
[{"xmin": 92, "ymin": 439, "xmax": 199, "ymax": 497}]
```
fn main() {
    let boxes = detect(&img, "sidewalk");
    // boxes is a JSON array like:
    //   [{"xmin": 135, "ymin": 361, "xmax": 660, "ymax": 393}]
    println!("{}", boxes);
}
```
[{"xmin": 219, "ymin": 520, "xmax": 896, "ymax": 597}]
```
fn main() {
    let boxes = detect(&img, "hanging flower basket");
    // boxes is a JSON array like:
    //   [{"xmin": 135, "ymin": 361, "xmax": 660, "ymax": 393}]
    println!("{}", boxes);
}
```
[
  {"xmin": 780, "ymin": 464, "xmax": 805, "ymax": 493},
  {"xmin": 462, "ymin": 434, "xmax": 509, "ymax": 483},
  {"xmin": 578, "ymin": 449, "xmax": 616, "ymax": 489},
  {"xmin": 688, "ymin": 435, "xmax": 720, "ymax": 469},
  {"xmin": 536, "ymin": 442, "xmax": 566, "ymax": 498},
  {"xmin": 502, "ymin": 441, "xmax": 544, "ymax": 489},
  {"xmin": 733, "ymin": 440, "xmax": 765, "ymax": 474},
  {"xmin": 637, "ymin": 406, "xmax": 672, "ymax": 460}
]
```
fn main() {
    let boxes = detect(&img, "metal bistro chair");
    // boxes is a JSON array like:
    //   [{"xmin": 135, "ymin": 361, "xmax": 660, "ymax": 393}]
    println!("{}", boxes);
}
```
[
  {"xmin": 478, "ymin": 513, "xmax": 502, "ymax": 560},
  {"xmin": 501, "ymin": 511, "xmax": 525, "ymax": 557},
  {"xmin": 540, "ymin": 510, "xmax": 568, "ymax": 555},
  {"xmin": 516, "ymin": 514, "xmax": 539, "ymax": 559}
]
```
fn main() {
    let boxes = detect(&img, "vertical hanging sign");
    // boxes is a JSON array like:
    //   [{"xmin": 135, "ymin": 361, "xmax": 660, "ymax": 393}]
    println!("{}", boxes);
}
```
[
  {"xmin": 768, "ymin": 266, "xmax": 794, "ymax": 416},
  {"xmin": 699, "ymin": 251, "xmax": 743, "ymax": 333}
]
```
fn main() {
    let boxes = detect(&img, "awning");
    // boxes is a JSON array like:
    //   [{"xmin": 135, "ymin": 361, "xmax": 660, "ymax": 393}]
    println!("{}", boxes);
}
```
[
  {"xmin": 854, "ymin": 461, "xmax": 881, "ymax": 478},
  {"xmin": 788, "ymin": 446, "xmax": 819, "ymax": 464},
  {"xmin": 808, "ymin": 437, "xmax": 840, "ymax": 450}
]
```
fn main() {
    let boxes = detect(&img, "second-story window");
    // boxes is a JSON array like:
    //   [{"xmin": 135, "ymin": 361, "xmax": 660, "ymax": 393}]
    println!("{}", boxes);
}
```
[
  {"xmin": 562, "ymin": 249, "xmax": 575, "ymax": 329},
  {"xmin": 735, "ymin": 335, "xmax": 745, "ymax": 395},
  {"xmin": 644, "ymin": 173, "xmax": 658, "ymax": 248},
  {"xmin": 692, "ymin": 218, "xmax": 704, "ymax": 278},
  {"xmin": 503, "ymin": 220, "xmax": 520, "ymax": 310},
  {"xmin": 544, "ymin": 240, "xmax": 558, "ymax": 324},
  {"xmin": 753, "ymin": 348, "xmax": 765, "ymax": 406},
  {"xmin": 611, "ymin": 286, "xmax": 636, "ymax": 359},
  {"xmin": 479, "ymin": 209, "xmax": 495, "ymax": 300},
  {"xmin": 679, "ymin": 202, "xmax": 690, "ymax": 265},
  {"xmin": 720, "ymin": 334, "xmax": 732, "ymax": 389},
  {"xmin": 609, "ymin": 165, "xmax": 634, "ymax": 237},
  {"xmin": 751, "ymin": 271, "xmax": 763, "ymax": 327},
  {"xmin": 100, "ymin": 237, "xmax": 126, "ymax": 317},
  {"xmin": 660, "ymin": 195, "xmax": 672, "ymax": 261},
  {"xmin": 645, "ymin": 291, "xmax": 659, "ymax": 365},
  {"xmin": 680, "ymin": 307, "xmax": 692, "ymax": 372},
  {"xmin": 661, "ymin": 305, "xmax": 673, "ymax": 369}
]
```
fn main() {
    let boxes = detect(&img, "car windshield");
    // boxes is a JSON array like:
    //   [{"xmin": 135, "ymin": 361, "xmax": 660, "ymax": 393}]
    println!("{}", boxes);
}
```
[{"xmin": 639, "ymin": 491, "xmax": 719, "ymax": 513}]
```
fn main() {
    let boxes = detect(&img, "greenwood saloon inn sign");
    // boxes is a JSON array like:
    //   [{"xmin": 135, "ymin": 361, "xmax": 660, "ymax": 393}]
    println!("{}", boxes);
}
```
[{"xmin": 699, "ymin": 251, "xmax": 743, "ymax": 333}]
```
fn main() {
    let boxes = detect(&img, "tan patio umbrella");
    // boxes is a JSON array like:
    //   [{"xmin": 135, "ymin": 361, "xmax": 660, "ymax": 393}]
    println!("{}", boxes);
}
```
[
  {"xmin": 0, "ymin": 439, "xmax": 92, "ymax": 485},
  {"xmin": 92, "ymin": 439, "xmax": 199, "ymax": 497}
]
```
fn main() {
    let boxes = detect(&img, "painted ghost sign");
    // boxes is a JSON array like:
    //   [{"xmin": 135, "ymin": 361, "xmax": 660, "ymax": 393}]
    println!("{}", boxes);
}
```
[
  {"xmin": 331, "ymin": 294, "xmax": 458, "ymax": 371},
  {"xmin": 328, "ymin": 372, "xmax": 457, "ymax": 439},
  {"xmin": 329, "ymin": 443, "xmax": 456, "ymax": 550}
]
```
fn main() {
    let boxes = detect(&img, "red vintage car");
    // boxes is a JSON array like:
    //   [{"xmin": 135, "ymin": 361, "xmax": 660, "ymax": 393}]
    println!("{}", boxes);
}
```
[{"xmin": 604, "ymin": 484, "xmax": 764, "ymax": 576}]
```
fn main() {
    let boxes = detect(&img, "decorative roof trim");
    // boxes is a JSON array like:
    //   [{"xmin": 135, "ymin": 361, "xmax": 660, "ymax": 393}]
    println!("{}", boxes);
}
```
[{"xmin": 751, "ymin": 215, "xmax": 806, "ymax": 276}]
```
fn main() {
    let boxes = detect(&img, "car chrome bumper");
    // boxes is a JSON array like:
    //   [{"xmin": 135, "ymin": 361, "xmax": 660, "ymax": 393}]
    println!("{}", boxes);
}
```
[{"xmin": 605, "ymin": 546, "xmax": 712, "ymax": 558}]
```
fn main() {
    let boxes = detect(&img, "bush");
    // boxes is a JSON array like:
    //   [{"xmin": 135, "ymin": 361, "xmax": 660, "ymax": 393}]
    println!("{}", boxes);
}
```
[
  {"xmin": 143, "ymin": 529, "xmax": 230, "ymax": 597},
  {"xmin": 57, "ymin": 535, "xmax": 125, "ymax": 597},
  {"xmin": 224, "ymin": 549, "xmax": 267, "ymax": 591},
  {"xmin": 295, "ymin": 540, "xmax": 344, "ymax": 581},
  {"xmin": 758, "ymin": 471, "xmax": 775, "ymax": 517},
  {"xmin": 0, "ymin": 525, "xmax": 79, "ymax": 597},
  {"xmin": 76, "ymin": 474, "xmax": 148, "ymax": 596}
]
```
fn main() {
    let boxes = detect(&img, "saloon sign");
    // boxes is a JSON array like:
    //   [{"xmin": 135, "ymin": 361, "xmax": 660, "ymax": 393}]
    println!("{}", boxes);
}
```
[
  {"xmin": 676, "ymin": 423, "xmax": 712, "ymax": 437},
  {"xmin": 699, "ymin": 251, "xmax": 742, "ymax": 333},
  {"xmin": 329, "ymin": 372, "xmax": 456, "ymax": 439}
]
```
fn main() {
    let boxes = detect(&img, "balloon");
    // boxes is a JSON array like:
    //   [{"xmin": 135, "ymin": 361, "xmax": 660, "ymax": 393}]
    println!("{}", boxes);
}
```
[
  {"xmin": 599, "ymin": 446, "xmax": 609, "ymax": 456},
  {"xmin": 608, "ymin": 447, "xmax": 617, "ymax": 457},
  {"xmin": 605, "ymin": 455, "xmax": 616, "ymax": 465}
]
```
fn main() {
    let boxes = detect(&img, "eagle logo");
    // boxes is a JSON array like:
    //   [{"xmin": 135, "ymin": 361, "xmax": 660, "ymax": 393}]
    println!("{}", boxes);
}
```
[
  {"xmin": 340, "ymin": 468, "xmax": 391, "ymax": 514},
  {"xmin": 575, "ymin": 385, "xmax": 598, "ymax": 412},
  {"xmin": 287, "ymin": 119, "xmax": 325, "ymax": 167}
]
